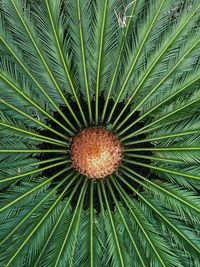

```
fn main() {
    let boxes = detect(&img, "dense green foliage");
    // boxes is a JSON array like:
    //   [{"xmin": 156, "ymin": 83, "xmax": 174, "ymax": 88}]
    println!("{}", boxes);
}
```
[{"xmin": 0, "ymin": 0, "xmax": 200, "ymax": 266}]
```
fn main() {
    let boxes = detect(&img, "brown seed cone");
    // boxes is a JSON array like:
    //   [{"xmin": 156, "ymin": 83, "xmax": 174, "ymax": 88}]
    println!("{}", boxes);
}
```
[{"xmin": 70, "ymin": 127, "xmax": 123, "ymax": 179}]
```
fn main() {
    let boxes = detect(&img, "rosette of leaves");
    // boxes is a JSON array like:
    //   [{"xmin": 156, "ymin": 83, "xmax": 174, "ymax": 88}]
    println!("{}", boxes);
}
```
[{"xmin": 0, "ymin": 0, "xmax": 200, "ymax": 266}]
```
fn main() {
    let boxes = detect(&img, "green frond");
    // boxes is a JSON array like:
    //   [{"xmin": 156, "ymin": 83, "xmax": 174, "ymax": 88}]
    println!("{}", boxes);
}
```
[
  {"xmin": 101, "ymin": 181, "xmax": 129, "ymax": 267},
  {"xmin": 145, "ymin": 198, "xmax": 200, "ymax": 264},
  {"xmin": 112, "ymin": 176, "xmax": 177, "ymax": 267},
  {"xmin": 107, "ymin": 180, "xmax": 148, "ymax": 266},
  {"xmin": 116, "ymin": 174, "xmax": 200, "ymax": 259},
  {"xmin": 121, "ymin": 166, "xmax": 200, "ymax": 222}
]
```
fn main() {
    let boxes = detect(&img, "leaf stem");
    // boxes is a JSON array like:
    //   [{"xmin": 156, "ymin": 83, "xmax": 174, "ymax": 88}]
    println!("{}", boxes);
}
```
[
  {"xmin": 123, "ymin": 159, "xmax": 200, "ymax": 180},
  {"xmin": 101, "ymin": 1, "xmax": 136, "ymax": 123},
  {"xmin": 124, "ymin": 153, "xmax": 184, "ymax": 164},
  {"xmin": 95, "ymin": 0, "xmax": 108, "ymax": 125},
  {"xmin": 76, "ymin": 0, "xmax": 93, "ymax": 124},
  {"xmin": 123, "ymin": 128, "xmax": 200, "ymax": 145},
  {"xmin": 0, "ymin": 121, "xmax": 68, "ymax": 147},
  {"xmin": 54, "ymin": 179, "xmax": 88, "ymax": 267},
  {"xmin": 100, "ymin": 180, "xmax": 125, "ymax": 267},
  {"xmin": 0, "ymin": 149, "xmax": 67, "ymax": 153},
  {"xmin": 125, "ymin": 147, "xmax": 200, "ymax": 152},
  {"xmin": 107, "ymin": 179, "xmax": 147, "ymax": 267},
  {"xmin": 45, "ymin": 0, "xmax": 87, "ymax": 127},
  {"xmin": 90, "ymin": 181, "xmax": 94, "ymax": 267}
]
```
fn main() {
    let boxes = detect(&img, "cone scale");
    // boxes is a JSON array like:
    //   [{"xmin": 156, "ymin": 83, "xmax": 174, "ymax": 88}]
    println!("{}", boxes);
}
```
[{"xmin": 70, "ymin": 127, "xmax": 123, "ymax": 179}]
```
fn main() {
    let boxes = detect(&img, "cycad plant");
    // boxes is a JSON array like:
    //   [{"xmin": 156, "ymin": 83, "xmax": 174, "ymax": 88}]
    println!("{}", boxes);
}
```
[{"xmin": 0, "ymin": 0, "xmax": 200, "ymax": 266}]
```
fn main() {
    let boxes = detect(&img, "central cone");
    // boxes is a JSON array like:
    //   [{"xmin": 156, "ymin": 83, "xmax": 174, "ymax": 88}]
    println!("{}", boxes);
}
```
[{"xmin": 70, "ymin": 127, "xmax": 123, "ymax": 179}]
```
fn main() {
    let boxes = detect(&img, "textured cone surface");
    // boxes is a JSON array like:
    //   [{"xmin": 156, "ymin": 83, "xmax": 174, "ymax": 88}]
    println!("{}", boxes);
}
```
[{"xmin": 70, "ymin": 127, "xmax": 123, "ymax": 179}]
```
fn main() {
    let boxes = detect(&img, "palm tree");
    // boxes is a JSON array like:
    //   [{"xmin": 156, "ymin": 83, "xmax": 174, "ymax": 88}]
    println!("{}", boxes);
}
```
[{"xmin": 0, "ymin": 0, "xmax": 200, "ymax": 266}]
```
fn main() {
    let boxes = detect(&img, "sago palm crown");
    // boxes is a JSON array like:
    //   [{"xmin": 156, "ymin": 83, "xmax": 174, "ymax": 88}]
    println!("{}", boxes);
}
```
[{"xmin": 0, "ymin": 0, "xmax": 200, "ymax": 266}]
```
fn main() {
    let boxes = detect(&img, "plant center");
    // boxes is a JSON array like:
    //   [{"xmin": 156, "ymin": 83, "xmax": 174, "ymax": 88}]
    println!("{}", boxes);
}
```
[{"xmin": 70, "ymin": 127, "xmax": 123, "ymax": 179}]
